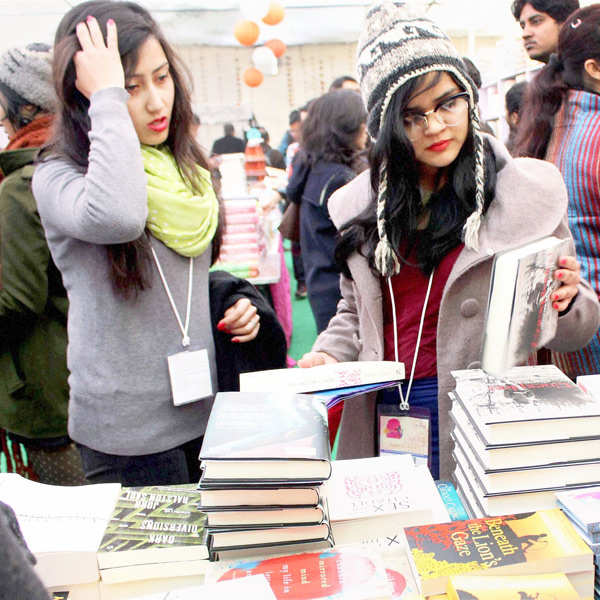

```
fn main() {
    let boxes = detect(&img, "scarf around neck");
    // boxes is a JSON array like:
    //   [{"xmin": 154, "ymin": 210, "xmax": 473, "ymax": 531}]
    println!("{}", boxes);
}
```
[{"xmin": 141, "ymin": 144, "xmax": 219, "ymax": 257}]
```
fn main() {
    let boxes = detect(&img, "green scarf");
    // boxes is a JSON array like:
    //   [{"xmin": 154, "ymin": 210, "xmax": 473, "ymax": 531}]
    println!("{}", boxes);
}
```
[{"xmin": 141, "ymin": 145, "xmax": 219, "ymax": 257}]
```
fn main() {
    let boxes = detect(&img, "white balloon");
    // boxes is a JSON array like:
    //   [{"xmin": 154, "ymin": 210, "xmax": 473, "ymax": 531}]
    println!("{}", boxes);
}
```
[
  {"xmin": 239, "ymin": 0, "xmax": 270, "ymax": 22},
  {"xmin": 252, "ymin": 46, "xmax": 278, "ymax": 76}
]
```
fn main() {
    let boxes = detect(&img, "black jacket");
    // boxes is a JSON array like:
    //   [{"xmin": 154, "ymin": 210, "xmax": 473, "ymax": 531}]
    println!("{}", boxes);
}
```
[{"xmin": 209, "ymin": 270, "xmax": 287, "ymax": 392}]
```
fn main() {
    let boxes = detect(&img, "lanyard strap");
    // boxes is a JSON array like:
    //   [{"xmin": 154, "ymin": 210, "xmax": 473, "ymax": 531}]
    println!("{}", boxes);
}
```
[
  {"xmin": 151, "ymin": 247, "xmax": 193, "ymax": 348},
  {"xmin": 388, "ymin": 268, "xmax": 435, "ymax": 411}
]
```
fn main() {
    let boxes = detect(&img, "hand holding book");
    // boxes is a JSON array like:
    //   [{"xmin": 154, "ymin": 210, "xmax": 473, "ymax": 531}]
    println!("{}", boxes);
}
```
[
  {"xmin": 552, "ymin": 255, "xmax": 581, "ymax": 313},
  {"xmin": 297, "ymin": 351, "xmax": 338, "ymax": 368}
]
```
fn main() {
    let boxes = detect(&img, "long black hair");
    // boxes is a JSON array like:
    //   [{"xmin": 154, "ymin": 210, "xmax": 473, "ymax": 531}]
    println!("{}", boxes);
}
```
[
  {"xmin": 335, "ymin": 71, "xmax": 497, "ymax": 277},
  {"xmin": 300, "ymin": 89, "xmax": 367, "ymax": 172},
  {"xmin": 516, "ymin": 5, "xmax": 600, "ymax": 159},
  {"xmin": 45, "ymin": 0, "xmax": 220, "ymax": 298}
]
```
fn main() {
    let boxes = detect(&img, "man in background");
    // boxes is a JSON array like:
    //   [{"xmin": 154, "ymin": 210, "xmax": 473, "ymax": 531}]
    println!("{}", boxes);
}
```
[
  {"xmin": 277, "ymin": 109, "xmax": 302, "ymax": 157},
  {"xmin": 329, "ymin": 75, "xmax": 360, "ymax": 92},
  {"xmin": 211, "ymin": 122, "xmax": 245, "ymax": 155},
  {"xmin": 512, "ymin": 0, "xmax": 579, "ymax": 63}
]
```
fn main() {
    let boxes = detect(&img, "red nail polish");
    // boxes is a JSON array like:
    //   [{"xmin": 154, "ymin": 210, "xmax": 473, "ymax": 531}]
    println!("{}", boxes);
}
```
[
  {"xmin": 87, "ymin": 15, "xmax": 94, "ymax": 22},
  {"xmin": 560, "ymin": 258, "xmax": 567, "ymax": 265},
  {"xmin": 107, "ymin": 18, "xmax": 114, "ymax": 25},
  {"xmin": 552, "ymin": 294, "xmax": 558, "ymax": 301},
  {"xmin": 217, "ymin": 321, "xmax": 227, "ymax": 332},
  {"xmin": 557, "ymin": 272, "xmax": 563, "ymax": 279},
  {"xmin": 232, "ymin": 338, "xmax": 240, "ymax": 343},
  {"xmin": 553, "ymin": 302, "xmax": 559, "ymax": 310}
]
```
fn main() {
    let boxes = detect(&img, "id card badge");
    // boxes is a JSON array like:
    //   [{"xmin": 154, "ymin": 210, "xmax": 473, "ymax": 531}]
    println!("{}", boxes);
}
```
[
  {"xmin": 167, "ymin": 348, "xmax": 213, "ymax": 406},
  {"xmin": 377, "ymin": 404, "xmax": 431, "ymax": 469}
]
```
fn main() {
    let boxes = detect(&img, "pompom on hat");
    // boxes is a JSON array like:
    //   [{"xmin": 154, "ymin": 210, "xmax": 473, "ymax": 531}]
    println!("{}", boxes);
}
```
[
  {"xmin": 0, "ymin": 43, "xmax": 55, "ymax": 112},
  {"xmin": 356, "ymin": 1, "xmax": 486, "ymax": 276}
]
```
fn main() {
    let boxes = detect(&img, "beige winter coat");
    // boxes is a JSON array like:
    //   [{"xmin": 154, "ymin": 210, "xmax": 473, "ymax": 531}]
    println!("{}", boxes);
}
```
[{"xmin": 312, "ymin": 137, "xmax": 600, "ymax": 479}]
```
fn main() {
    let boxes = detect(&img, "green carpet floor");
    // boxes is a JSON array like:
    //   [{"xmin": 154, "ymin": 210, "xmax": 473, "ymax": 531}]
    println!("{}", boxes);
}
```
[{"xmin": 284, "ymin": 243, "xmax": 318, "ymax": 362}]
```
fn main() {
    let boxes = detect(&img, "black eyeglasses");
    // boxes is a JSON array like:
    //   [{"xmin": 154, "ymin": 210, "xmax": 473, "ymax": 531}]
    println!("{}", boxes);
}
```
[{"xmin": 403, "ymin": 92, "xmax": 470, "ymax": 141}]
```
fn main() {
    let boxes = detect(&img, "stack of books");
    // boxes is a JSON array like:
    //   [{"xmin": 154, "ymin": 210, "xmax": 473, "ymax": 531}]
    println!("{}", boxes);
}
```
[
  {"xmin": 404, "ymin": 509, "xmax": 595, "ymax": 597},
  {"xmin": 197, "ymin": 391, "xmax": 334, "ymax": 559},
  {"xmin": 556, "ymin": 487, "xmax": 600, "ymax": 600},
  {"xmin": 448, "ymin": 364, "xmax": 600, "ymax": 517}
]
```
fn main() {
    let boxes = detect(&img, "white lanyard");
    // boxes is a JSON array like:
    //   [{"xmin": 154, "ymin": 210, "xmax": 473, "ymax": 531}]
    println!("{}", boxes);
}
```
[
  {"xmin": 388, "ymin": 268, "xmax": 435, "ymax": 411},
  {"xmin": 151, "ymin": 248, "xmax": 193, "ymax": 348}
]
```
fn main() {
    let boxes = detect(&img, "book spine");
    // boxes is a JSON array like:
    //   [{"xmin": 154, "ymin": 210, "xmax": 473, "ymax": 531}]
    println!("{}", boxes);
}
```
[{"xmin": 435, "ymin": 481, "xmax": 470, "ymax": 521}]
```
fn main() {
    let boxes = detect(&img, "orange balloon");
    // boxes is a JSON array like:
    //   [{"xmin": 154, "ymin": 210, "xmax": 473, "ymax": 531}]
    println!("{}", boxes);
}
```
[
  {"xmin": 243, "ymin": 67, "xmax": 264, "ymax": 87},
  {"xmin": 262, "ymin": 2, "xmax": 284, "ymax": 25},
  {"xmin": 234, "ymin": 20, "xmax": 260, "ymax": 46},
  {"xmin": 264, "ymin": 38, "xmax": 286, "ymax": 58}
]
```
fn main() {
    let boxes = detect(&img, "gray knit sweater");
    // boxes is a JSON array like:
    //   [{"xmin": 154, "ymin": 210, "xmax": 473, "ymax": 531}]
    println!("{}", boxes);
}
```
[{"xmin": 32, "ymin": 87, "xmax": 217, "ymax": 456}]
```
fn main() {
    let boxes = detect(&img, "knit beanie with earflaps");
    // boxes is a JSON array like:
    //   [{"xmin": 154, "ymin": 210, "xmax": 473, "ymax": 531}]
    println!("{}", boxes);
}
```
[{"xmin": 356, "ymin": 1, "xmax": 486, "ymax": 276}]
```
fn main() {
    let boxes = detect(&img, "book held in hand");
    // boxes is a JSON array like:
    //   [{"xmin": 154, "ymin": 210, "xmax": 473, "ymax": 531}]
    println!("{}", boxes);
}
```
[
  {"xmin": 481, "ymin": 236, "xmax": 569, "ymax": 377},
  {"xmin": 198, "ymin": 392, "xmax": 331, "ymax": 485},
  {"xmin": 239, "ymin": 360, "xmax": 405, "ymax": 394},
  {"xmin": 404, "ymin": 509, "xmax": 593, "ymax": 596},
  {"xmin": 451, "ymin": 365, "xmax": 600, "ymax": 444},
  {"xmin": 97, "ymin": 484, "xmax": 209, "ymax": 574}
]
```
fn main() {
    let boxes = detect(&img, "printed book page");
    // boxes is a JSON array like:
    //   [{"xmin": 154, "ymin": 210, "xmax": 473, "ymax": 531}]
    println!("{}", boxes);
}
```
[{"xmin": 0, "ymin": 473, "xmax": 121, "ymax": 553}]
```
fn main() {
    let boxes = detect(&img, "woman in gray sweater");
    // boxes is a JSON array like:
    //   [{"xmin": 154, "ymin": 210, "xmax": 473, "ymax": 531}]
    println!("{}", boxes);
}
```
[{"xmin": 33, "ymin": 1, "xmax": 260, "ymax": 486}]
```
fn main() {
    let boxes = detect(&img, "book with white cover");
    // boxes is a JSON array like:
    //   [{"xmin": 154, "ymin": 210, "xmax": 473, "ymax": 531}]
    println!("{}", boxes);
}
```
[
  {"xmin": 481, "ymin": 236, "xmax": 569, "ymax": 377},
  {"xmin": 325, "ymin": 455, "xmax": 437, "ymax": 546},
  {"xmin": 449, "ymin": 396, "xmax": 600, "ymax": 470},
  {"xmin": 239, "ymin": 360, "xmax": 405, "ymax": 393},
  {"xmin": 451, "ymin": 365, "xmax": 600, "ymax": 444},
  {"xmin": 0, "ymin": 473, "xmax": 121, "ymax": 587}
]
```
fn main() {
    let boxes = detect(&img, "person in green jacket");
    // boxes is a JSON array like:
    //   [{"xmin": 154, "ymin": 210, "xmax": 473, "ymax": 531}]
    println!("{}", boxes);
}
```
[{"xmin": 0, "ymin": 43, "xmax": 86, "ymax": 485}]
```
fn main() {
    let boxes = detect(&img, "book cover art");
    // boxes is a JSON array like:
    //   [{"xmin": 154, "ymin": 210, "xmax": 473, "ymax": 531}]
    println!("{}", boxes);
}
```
[
  {"xmin": 556, "ymin": 487, "xmax": 600, "ymax": 534},
  {"xmin": 199, "ymin": 392, "xmax": 330, "ymax": 462},
  {"xmin": 404, "ymin": 509, "xmax": 592, "ymax": 594},
  {"xmin": 97, "ymin": 484, "xmax": 208, "ymax": 567},
  {"xmin": 209, "ymin": 548, "xmax": 391, "ymax": 599},
  {"xmin": 326, "ymin": 455, "xmax": 422, "ymax": 522},
  {"xmin": 481, "ymin": 237, "xmax": 569, "ymax": 377},
  {"xmin": 447, "ymin": 573, "xmax": 581, "ymax": 600},
  {"xmin": 452, "ymin": 365, "xmax": 599, "ymax": 426},
  {"xmin": 383, "ymin": 552, "xmax": 422, "ymax": 599}
]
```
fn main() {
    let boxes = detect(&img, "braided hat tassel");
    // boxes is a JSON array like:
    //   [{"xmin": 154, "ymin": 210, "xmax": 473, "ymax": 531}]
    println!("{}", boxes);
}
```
[{"xmin": 374, "ymin": 159, "xmax": 401, "ymax": 277}]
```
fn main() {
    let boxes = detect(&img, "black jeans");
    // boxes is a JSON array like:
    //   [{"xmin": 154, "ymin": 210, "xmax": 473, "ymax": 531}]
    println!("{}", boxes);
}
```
[{"xmin": 76, "ymin": 436, "xmax": 204, "ymax": 486}]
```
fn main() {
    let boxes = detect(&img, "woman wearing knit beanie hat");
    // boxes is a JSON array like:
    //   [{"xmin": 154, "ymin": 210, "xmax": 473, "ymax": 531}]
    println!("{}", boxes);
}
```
[
  {"xmin": 299, "ymin": 1, "xmax": 600, "ymax": 480},
  {"xmin": 0, "ymin": 43, "xmax": 86, "ymax": 485}
]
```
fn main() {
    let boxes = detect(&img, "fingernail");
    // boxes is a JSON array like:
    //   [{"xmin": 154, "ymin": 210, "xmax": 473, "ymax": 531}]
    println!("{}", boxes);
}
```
[
  {"xmin": 232, "ymin": 338, "xmax": 240, "ymax": 343},
  {"xmin": 557, "ymin": 272, "xmax": 563, "ymax": 279},
  {"xmin": 87, "ymin": 15, "xmax": 94, "ymax": 22},
  {"xmin": 553, "ymin": 302, "xmax": 559, "ymax": 310},
  {"xmin": 552, "ymin": 294, "xmax": 558, "ymax": 301},
  {"xmin": 107, "ymin": 18, "xmax": 115, "ymax": 25},
  {"xmin": 560, "ymin": 258, "xmax": 567, "ymax": 265},
  {"xmin": 217, "ymin": 321, "xmax": 227, "ymax": 332}
]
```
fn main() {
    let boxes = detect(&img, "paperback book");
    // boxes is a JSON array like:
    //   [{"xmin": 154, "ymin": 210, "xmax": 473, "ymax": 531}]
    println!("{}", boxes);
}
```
[
  {"xmin": 481, "ymin": 236, "xmax": 569, "ymax": 377},
  {"xmin": 239, "ymin": 360, "xmax": 405, "ymax": 394},
  {"xmin": 325, "ymin": 455, "xmax": 435, "ymax": 546},
  {"xmin": 204, "ymin": 504, "xmax": 326, "ymax": 528},
  {"xmin": 451, "ymin": 365, "xmax": 600, "ymax": 444},
  {"xmin": 404, "ymin": 509, "xmax": 593, "ymax": 596},
  {"xmin": 97, "ymin": 484, "xmax": 209, "ymax": 573},
  {"xmin": 207, "ymin": 547, "xmax": 393, "ymax": 599},
  {"xmin": 0, "ymin": 473, "xmax": 121, "ymax": 587},
  {"xmin": 199, "ymin": 392, "xmax": 331, "ymax": 485},
  {"xmin": 446, "ymin": 573, "xmax": 582, "ymax": 600},
  {"xmin": 556, "ymin": 487, "xmax": 600, "ymax": 537}
]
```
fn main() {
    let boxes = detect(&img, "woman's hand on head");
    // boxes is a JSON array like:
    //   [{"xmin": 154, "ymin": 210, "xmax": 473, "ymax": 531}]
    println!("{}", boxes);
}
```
[
  {"xmin": 297, "ymin": 352, "xmax": 338, "ymax": 368},
  {"xmin": 553, "ymin": 255, "xmax": 580, "ymax": 312},
  {"xmin": 74, "ymin": 16, "xmax": 124, "ymax": 99},
  {"xmin": 218, "ymin": 297, "xmax": 260, "ymax": 343}
]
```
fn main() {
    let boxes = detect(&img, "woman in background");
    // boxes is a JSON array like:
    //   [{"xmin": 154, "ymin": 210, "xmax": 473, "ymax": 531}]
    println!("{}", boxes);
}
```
[
  {"xmin": 517, "ymin": 4, "xmax": 600, "ymax": 378},
  {"xmin": 0, "ymin": 43, "xmax": 86, "ymax": 485},
  {"xmin": 287, "ymin": 90, "xmax": 368, "ymax": 333}
]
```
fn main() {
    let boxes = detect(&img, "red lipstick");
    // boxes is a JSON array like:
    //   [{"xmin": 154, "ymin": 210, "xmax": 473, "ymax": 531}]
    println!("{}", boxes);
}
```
[
  {"xmin": 148, "ymin": 116, "xmax": 168, "ymax": 132},
  {"xmin": 427, "ymin": 139, "xmax": 450, "ymax": 152}
]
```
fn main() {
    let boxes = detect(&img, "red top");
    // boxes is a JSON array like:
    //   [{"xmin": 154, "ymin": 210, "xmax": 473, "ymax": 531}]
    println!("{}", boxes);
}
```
[{"xmin": 382, "ymin": 243, "xmax": 463, "ymax": 378}]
